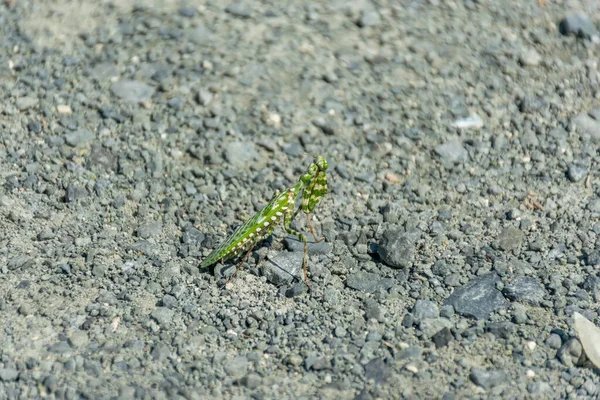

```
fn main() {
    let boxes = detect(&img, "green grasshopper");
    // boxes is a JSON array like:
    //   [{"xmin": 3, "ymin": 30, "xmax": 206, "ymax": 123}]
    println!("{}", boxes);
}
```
[{"xmin": 201, "ymin": 155, "xmax": 329, "ymax": 287}]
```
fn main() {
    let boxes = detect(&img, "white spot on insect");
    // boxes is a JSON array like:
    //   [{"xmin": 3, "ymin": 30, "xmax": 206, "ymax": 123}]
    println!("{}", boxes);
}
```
[
  {"xmin": 271, "ymin": 216, "xmax": 277, "ymax": 221},
  {"xmin": 264, "ymin": 221, "xmax": 269, "ymax": 227},
  {"xmin": 282, "ymin": 206, "xmax": 288, "ymax": 210},
  {"xmin": 250, "ymin": 233, "xmax": 255, "ymax": 237},
  {"xmin": 276, "ymin": 212, "xmax": 283, "ymax": 216},
  {"xmin": 256, "ymin": 228, "xmax": 262, "ymax": 232}
]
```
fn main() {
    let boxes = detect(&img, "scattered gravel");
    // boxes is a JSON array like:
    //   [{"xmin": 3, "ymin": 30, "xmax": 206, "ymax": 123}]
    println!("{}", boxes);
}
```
[{"xmin": 1, "ymin": 0, "xmax": 599, "ymax": 398}]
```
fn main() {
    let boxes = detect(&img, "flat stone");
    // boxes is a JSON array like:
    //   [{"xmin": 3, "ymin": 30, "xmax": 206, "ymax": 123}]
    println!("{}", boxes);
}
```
[
  {"xmin": 444, "ymin": 273, "xmax": 507, "ymax": 320},
  {"xmin": 434, "ymin": 141, "xmax": 469, "ymax": 164},
  {"xmin": 346, "ymin": 271, "xmax": 393, "ymax": 292},
  {"xmin": 495, "ymin": 226, "xmax": 524, "ymax": 251},
  {"xmin": 377, "ymin": 230, "xmax": 415, "ymax": 268},
  {"xmin": 502, "ymin": 276, "xmax": 546, "ymax": 305},
  {"xmin": 470, "ymin": 368, "xmax": 506, "ymax": 389},
  {"xmin": 110, "ymin": 80, "xmax": 154, "ymax": 103},
  {"xmin": 0, "ymin": 368, "xmax": 19, "ymax": 382},
  {"xmin": 151, "ymin": 307, "xmax": 174, "ymax": 326}
]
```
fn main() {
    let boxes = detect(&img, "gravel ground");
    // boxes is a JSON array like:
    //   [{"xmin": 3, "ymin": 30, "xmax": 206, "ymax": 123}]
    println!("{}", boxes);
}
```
[{"xmin": 2, "ymin": 0, "xmax": 600, "ymax": 399}]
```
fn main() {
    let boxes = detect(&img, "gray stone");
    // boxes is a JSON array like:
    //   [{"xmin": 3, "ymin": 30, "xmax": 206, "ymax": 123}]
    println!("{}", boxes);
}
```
[
  {"xmin": 511, "ymin": 304, "xmax": 528, "ymax": 324},
  {"xmin": 358, "ymin": 11, "xmax": 381, "ymax": 27},
  {"xmin": 262, "ymin": 251, "xmax": 303, "ymax": 285},
  {"xmin": 412, "ymin": 300, "xmax": 440, "ymax": 323},
  {"xmin": 151, "ymin": 307, "xmax": 175, "ymax": 326},
  {"xmin": 65, "ymin": 129, "xmax": 94, "ymax": 147},
  {"xmin": 363, "ymin": 358, "xmax": 390, "ymax": 383},
  {"xmin": 138, "ymin": 221, "xmax": 163, "ymax": 238},
  {"xmin": 419, "ymin": 318, "xmax": 452, "ymax": 339},
  {"xmin": 434, "ymin": 141, "xmax": 469, "ymax": 164},
  {"xmin": 283, "ymin": 237, "xmax": 332, "ymax": 255},
  {"xmin": 519, "ymin": 48, "xmax": 541, "ymax": 67},
  {"xmin": 557, "ymin": 338, "xmax": 584, "ymax": 367},
  {"xmin": 502, "ymin": 276, "xmax": 546, "ymax": 305},
  {"xmin": 68, "ymin": 331, "xmax": 89, "ymax": 348},
  {"xmin": 573, "ymin": 112, "xmax": 600, "ymax": 142},
  {"xmin": 377, "ymin": 230, "xmax": 415, "ymax": 268},
  {"xmin": 225, "ymin": 2, "xmax": 252, "ymax": 18},
  {"xmin": 486, "ymin": 321, "xmax": 515, "ymax": 339},
  {"xmin": 546, "ymin": 333, "xmax": 562, "ymax": 349},
  {"xmin": 48, "ymin": 341, "xmax": 72, "ymax": 354},
  {"xmin": 16, "ymin": 96, "xmax": 38, "ymax": 111},
  {"xmin": 346, "ymin": 271, "xmax": 393, "ymax": 292},
  {"xmin": 224, "ymin": 356, "xmax": 249, "ymax": 378},
  {"xmin": 559, "ymin": 13, "xmax": 597, "ymax": 38},
  {"xmin": 196, "ymin": 89, "xmax": 213, "ymax": 106},
  {"xmin": 0, "ymin": 368, "xmax": 19, "ymax": 382},
  {"xmin": 527, "ymin": 382, "xmax": 551, "ymax": 394},
  {"xmin": 97, "ymin": 291, "xmax": 118, "ymax": 305},
  {"xmin": 151, "ymin": 342, "xmax": 171, "ymax": 361},
  {"xmin": 444, "ymin": 273, "xmax": 507, "ymax": 319},
  {"xmin": 470, "ymin": 368, "xmax": 506, "ymax": 389},
  {"xmin": 223, "ymin": 141, "xmax": 259, "ymax": 168},
  {"xmin": 432, "ymin": 327, "xmax": 453, "ymax": 348},
  {"xmin": 110, "ymin": 80, "xmax": 154, "ymax": 103},
  {"xmin": 567, "ymin": 164, "xmax": 588, "ymax": 182},
  {"xmin": 241, "ymin": 373, "xmax": 261, "ymax": 389},
  {"xmin": 495, "ymin": 227, "xmax": 524, "ymax": 251},
  {"xmin": 519, "ymin": 96, "xmax": 548, "ymax": 113}
]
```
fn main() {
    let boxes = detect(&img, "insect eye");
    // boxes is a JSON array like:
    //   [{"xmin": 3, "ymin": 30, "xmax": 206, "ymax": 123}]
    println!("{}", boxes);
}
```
[{"xmin": 314, "ymin": 155, "xmax": 328, "ymax": 171}]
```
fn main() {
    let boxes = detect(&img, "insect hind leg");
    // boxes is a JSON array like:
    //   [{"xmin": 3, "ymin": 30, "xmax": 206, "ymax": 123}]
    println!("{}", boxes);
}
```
[
  {"xmin": 225, "ymin": 243, "xmax": 255, "ymax": 285},
  {"xmin": 305, "ymin": 213, "xmax": 325, "ymax": 243}
]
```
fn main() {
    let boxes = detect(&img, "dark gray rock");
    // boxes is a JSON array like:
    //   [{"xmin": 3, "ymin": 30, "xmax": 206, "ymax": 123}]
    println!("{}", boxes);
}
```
[
  {"xmin": 502, "ymin": 276, "xmax": 546, "ymax": 305},
  {"xmin": 444, "ymin": 273, "xmax": 507, "ymax": 319},
  {"xmin": 583, "ymin": 274, "xmax": 600, "ymax": 292},
  {"xmin": 486, "ymin": 321, "xmax": 515, "ymax": 339},
  {"xmin": 432, "ymin": 327, "xmax": 453, "ymax": 348},
  {"xmin": 377, "ymin": 230, "xmax": 415, "ymax": 268},
  {"xmin": 346, "ymin": 271, "xmax": 393, "ymax": 292},
  {"xmin": 363, "ymin": 358, "xmax": 390, "ymax": 383}
]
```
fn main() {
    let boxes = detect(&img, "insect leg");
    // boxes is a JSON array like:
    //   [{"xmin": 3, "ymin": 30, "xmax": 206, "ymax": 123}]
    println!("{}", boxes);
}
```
[
  {"xmin": 305, "ymin": 213, "xmax": 325, "ymax": 243},
  {"xmin": 283, "ymin": 207, "xmax": 310, "ymax": 288},
  {"xmin": 226, "ymin": 243, "xmax": 255, "ymax": 285}
]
